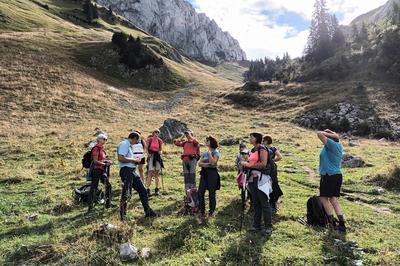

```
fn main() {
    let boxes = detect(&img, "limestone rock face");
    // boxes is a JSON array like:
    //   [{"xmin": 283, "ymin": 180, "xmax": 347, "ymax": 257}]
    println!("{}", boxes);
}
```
[{"xmin": 97, "ymin": 0, "xmax": 246, "ymax": 63}]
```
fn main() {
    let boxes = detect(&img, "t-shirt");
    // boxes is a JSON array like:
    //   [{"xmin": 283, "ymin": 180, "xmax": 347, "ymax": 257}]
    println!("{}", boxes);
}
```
[
  {"xmin": 131, "ymin": 140, "xmax": 145, "ymax": 159},
  {"xmin": 117, "ymin": 139, "xmax": 136, "ymax": 169},
  {"xmin": 92, "ymin": 144, "xmax": 106, "ymax": 170},
  {"xmin": 201, "ymin": 149, "xmax": 220, "ymax": 168},
  {"xmin": 174, "ymin": 139, "xmax": 200, "ymax": 160},
  {"xmin": 319, "ymin": 139, "xmax": 343, "ymax": 175}
]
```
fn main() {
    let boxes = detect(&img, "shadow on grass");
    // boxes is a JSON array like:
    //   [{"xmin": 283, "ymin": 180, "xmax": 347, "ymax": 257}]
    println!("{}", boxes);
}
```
[
  {"xmin": 219, "ymin": 231, "xmax": 271, "ymax": 265},
  {"xmin": 154, "ymin": 216, "xmax": 203, "ymax": 255},
  {"xmin": 0, "ymin": 222, "xmax": 55, "ymax": 241}
]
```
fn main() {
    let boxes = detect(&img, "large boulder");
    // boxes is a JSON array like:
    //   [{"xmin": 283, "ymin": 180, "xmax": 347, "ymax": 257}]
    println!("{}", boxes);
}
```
[
  {"xmin": 119, "ymin": 243, "xmax": 138, "ymax": 261},
  {"xmin": 342, "ymin": 154, "xmax": 365, "ymax": 168},
  {"xmin": 293, "ymin": 103, "xmax": 400, "ymax": 140},
  {"xmin": 159, "ymin": 118, "xmax": 188, "ymax": 143}
]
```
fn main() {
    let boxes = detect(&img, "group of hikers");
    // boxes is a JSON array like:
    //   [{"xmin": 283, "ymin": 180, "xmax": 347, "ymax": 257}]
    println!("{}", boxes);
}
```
[{"xmin": 84, "ymin": 127, "xmax": 346, "ymax": 235}]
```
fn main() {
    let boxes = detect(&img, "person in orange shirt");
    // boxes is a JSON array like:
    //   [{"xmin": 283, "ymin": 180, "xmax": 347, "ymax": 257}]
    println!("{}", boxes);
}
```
[{"xmin": 174, "ymin": 130, "xmax": 200, "ymax": 190}]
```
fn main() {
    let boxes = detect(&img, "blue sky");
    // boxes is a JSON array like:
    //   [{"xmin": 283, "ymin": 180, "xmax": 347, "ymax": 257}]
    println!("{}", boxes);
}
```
[{"xmin": 187, "ymin": 0, "xmax": 387, "ymax": 59}]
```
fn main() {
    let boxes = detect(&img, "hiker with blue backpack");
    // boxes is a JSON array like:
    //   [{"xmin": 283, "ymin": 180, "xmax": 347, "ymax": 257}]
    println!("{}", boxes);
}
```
[
  {"xmin": 317, "ymin": 129, "xmax": 346, "ymax": 232},
  {"xmin": 117, "ymin": 132, "xmax": 158, "ymax": 220},
  {"xmin": 87, "ymin": 133, "xmax": 113, "ymax": 213},
  {"xmin": 241, "ymin": 133, "xmax": 273, "ymax": 236},
  {"xmin": 198, "ymin": 136, "xmax": 221, "ymax": 219}
]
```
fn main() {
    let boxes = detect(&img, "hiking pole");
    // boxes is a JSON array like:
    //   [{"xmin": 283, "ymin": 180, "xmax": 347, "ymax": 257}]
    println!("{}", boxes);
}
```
[
  {"xmin": 161, "ymin": 168, "xmax": 165, "ymax": 191},
  {"xmin": 239, "ymin": 174, "xmax": 246, "ymax": 235}
]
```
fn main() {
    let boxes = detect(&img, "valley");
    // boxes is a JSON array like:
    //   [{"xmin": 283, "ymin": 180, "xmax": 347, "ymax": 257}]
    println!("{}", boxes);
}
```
[{"xmin": 0, "ymin": 0, "xmax": 400, "ymax": 265}]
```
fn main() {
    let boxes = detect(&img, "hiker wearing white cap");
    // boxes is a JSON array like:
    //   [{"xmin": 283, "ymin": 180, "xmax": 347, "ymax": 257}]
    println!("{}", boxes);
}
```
[
  {"xmin": 88, "ymin": 133, "xmax": 113, "ymax": 212},
  {"xmin": 146, "ymin": 129, "xmax": 164, "ymax": 196}
]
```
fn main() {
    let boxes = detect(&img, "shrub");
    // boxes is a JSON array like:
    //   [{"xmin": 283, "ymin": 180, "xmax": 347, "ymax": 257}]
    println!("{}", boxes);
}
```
[{"xmin": 111, "ymin": 32, "xmax": 163, "ymax": 70}]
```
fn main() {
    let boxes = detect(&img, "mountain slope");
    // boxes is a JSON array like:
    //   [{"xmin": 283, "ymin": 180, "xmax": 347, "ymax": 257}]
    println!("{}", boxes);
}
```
[
  {"xmin": 0, "ymin": 0, "xmax": 236, "ymax": 132},
  {"xmin": 97, "ymin": 0, "xmax": 247, "ymax": 64},
  {"xmin": 351, "ymin": 0, "xmax": 400, "ymax": 27}
]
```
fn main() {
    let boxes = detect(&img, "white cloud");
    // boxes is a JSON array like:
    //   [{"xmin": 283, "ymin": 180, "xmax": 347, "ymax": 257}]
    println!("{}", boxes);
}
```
[{"xmin": 191, "ymin": 0, "xmax": 387, "ymax": 60}]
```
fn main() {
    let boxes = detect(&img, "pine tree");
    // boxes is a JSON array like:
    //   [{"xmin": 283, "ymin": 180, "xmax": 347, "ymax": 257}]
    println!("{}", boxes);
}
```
[
  {"xmin": 305, "ymin": 0, "xmax": 334, "ymax": 63},
  {"xmin": 359, "ymin": 22, "xmax": 368, "ymax": 42},
  {"xmin": 331, "ymin": 15, "xmax": 345, "ymax": 49},
  {"xmin": 352, "ymin": 24, "xmax": 360, "ymax": 42}
]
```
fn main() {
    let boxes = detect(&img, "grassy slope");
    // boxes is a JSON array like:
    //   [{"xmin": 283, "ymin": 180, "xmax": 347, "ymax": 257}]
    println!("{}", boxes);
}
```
[{"xmin": 1, "ymin": 1, "xmax": 400, "ymax": 265}]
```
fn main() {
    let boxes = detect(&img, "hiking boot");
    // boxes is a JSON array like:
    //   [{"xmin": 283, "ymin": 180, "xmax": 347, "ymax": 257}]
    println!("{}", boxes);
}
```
[
  {"xmin": 154, "ymin": 187, "xmax": 160, "ymax": 196},
  {"xmin": 147, "ymin": 189, "xmax": 151, "ymax": 197},
  {"xmin": 261, "ymin": 227, "xmax": 273, "ymax": 236},
  {"xmin": 337, "ymin": 222, "xmax": 347, "ymax": 233},
  {"xmin": 248, "ymin": 225, "xmax": 262, "ymax": 232},
  {"xmin": 145, "ymin": 209, "xmax": 159, "ymax": 218}
]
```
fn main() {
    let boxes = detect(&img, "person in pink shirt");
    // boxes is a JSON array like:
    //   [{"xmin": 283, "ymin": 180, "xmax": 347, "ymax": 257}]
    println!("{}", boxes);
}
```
[
  {"xmin": 174, "ymin": 130, "xmax": 200, "ymax": 190},
  {"xmin": 146, "ymin": 129, "xmax": 164, "ymax": 196}
]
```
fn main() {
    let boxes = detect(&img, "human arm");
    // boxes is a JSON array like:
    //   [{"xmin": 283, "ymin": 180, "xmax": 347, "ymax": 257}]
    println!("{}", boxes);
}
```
[
  {"xmin": 317, "ymin": 130, "xmax": 339, "ymax": 145},
  {"xmin": 207, "ymin": 150, "xmax": 219, "ymax": 165},
  {"xmin": 274, "ymin": 149, "xmax": 283, "ymax": 162},
  {"xmin": 242, "ymin": 148, "xmax": 268, "ymax": 169}
]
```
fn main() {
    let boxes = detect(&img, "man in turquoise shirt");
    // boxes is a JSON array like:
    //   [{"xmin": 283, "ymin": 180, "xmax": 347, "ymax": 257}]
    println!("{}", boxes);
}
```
[{"xmin": 317, "ymin": 129, "xmax": 346, "ymax": 233}]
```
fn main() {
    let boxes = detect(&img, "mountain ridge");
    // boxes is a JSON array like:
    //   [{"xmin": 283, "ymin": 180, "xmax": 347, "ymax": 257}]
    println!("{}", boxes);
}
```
[{"xmin": 97, "ymin": 0, "xmax": 247, "ymax": 64}]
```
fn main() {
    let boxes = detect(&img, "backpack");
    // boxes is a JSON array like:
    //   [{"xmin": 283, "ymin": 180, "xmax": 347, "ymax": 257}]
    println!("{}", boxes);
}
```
[
  {"xmin": 73, "ymin": 185, "xmax": 104, "ymax": 204},
  {"xmin": 148, "ymin": 137, "xmax": 162, "ymax": 153},
  {"xmin": 306, "ymin": 196, "xmax": 328, "ymax": 227},
  {"xmin": 82, "ymin": 149, "xmax": 93, "ymax": 169},
  {"xmin": 82, "ymin": 146, "xmax": 102, "ymax": 169},
  {"xmin": 183, "ymin": 187, "xmax": 199, "ymax": 215},
  {"xmin": 256, "ymin": 145, "xmax": 275, "ymax": 176}
]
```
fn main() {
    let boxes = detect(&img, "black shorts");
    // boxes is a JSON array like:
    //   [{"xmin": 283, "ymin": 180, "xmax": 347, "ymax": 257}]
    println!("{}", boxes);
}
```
[
  {"xmin": 319, "ymin": 174, "xmax": 342, "ymax": 197},
  {"xmin": 139, "ymin": 157, "xmax": 145, "ymax": 165}
]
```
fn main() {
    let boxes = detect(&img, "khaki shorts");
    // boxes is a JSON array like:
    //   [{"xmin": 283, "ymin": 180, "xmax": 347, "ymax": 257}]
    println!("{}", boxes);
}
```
[{"xmin": 148, "ymin": 154, "xmax": 161, "ymax": 171}]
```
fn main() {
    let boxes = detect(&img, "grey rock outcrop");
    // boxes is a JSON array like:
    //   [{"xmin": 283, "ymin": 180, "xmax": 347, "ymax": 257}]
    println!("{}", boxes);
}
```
[
  {"xmin": 293, "ymin": 103, "xmax": 400, "ymax": 140},
  {"xmin": 159, "ymin": 118, "xmax": 188, "ymax": 143},
  {"xmin": 97, "ymin": 0, "xmax": 246, "ymax": 63}
]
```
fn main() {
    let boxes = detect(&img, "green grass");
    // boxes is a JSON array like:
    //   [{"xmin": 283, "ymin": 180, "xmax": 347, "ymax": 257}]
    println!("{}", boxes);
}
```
[
  {"xmin": 1, "ymin": 120, "xmax": 400, "ymax": 265},
  {"xmin": 1, "ymin": 0, "xmax": 400, "ymax": 265}
]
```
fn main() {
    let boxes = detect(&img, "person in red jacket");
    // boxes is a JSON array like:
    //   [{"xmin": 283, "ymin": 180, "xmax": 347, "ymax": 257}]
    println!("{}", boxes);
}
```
[
  {"xmin": 174, "ymin": 130, "xmax": 200, "ymax": 190},
  {"xmin": 88, "ymin": 133, "xmax": 112, "ymax": 212}
]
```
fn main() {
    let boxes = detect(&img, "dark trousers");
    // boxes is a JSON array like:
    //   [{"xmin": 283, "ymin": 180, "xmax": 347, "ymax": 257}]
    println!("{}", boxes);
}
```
[
  {"xmin": 89, "ymin": 168, "xmax": 111, "ymax": 209},
  {"xmin": 248, "ymin": 179, "xmax": 272, "ymax": 229},
  {"xmin": 198, "ymin": 168, "xmax": 220, "ymax": 215},
  {"xmin": 120, "ymin": 167, "xmax": 150, "ymax": 215}
]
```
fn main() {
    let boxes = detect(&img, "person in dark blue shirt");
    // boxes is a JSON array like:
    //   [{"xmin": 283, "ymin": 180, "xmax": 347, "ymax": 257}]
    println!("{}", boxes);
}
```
[{"xmin": 317, "ymin": 129, "xmax": 346, "ymax": 232}]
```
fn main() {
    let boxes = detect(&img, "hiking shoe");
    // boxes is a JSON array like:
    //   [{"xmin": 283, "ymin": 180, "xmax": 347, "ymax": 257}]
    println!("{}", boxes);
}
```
[
  {"xmin": 208, "ymin": 211, "xmax": 216, "ymax": 218},
  {"xmin": 145, "ymin": 209, "xmax": 159, "ymax": 218},
  {"xmin": 248, "ymin": 225, "xmax": 262, "ymax": 232},
  {"xmin": 154, "ymin": 188, "xmax": 160, "ymax": 196},
  {"xmin": 337, "ymin": 223, "xmax": 347, "ymax": 233},
  {"xmin": 261, "ymin": 227, "xmax": 273, "ymax": 236},
  {"xmin": 146, "ymin": 189, "xmax": 151, "ymax": 197}
]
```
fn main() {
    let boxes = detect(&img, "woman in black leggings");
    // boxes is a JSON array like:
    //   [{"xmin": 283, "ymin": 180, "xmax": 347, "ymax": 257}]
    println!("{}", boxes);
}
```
[{"xmin": 198, "ymin": 136, "xmax": 221, "ymax": 218}]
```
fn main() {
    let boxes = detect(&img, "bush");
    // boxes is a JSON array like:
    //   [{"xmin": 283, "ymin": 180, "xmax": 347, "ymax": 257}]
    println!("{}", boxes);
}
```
[
  {"xmin": 111, "ymin": 32, "xmax": 163, "ymax": 70},
  {"xmin": 111, "ymin": 32, "xmax": 128, "ymax": 49}
]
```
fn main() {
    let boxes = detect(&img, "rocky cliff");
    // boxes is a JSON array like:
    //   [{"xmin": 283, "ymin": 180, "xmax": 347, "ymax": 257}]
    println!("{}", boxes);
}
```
[
  {"xmin": 350, "ymin": 0, "xmax": 400, "ymax": 27},
  {"xmin": 97, "ymin": 0, "xmax": 246, "ymax": 64}
]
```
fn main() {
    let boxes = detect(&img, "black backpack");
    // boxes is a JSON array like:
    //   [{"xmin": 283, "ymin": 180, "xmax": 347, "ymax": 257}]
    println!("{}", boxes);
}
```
[
  {"xmin": 307, "ymin": 196, "xmax": 328, "ymax": 227},
  {"xmin": 82, "ymin": 149, "xmax": 93, "ymax": 169},
  {"xmin": 256, "ymin": 145, "xmax": 275, "ymax": 176},
  {"xmin": 73, "ymin": 185, "xmax": 104, "ymax": 204}
]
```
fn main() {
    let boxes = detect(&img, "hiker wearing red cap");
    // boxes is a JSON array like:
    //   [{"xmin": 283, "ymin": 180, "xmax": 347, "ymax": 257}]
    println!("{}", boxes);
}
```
[{"xmin": 174, "ymin": 130, "xmax": 200, "ymax": 190}]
